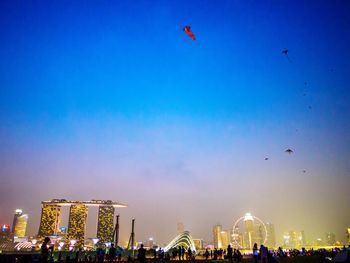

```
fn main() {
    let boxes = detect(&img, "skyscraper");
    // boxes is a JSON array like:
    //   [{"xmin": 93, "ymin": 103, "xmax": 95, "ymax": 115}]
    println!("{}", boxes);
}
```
[
  {"xmin": 213, "ymin": 224, "xmax": 223, "ymax": 248},
  {"xmin": 13, "ymin": 213, "xmax": 28, "ymax": 237},
  {"xmin": 38, "ymin": 204, "xmax": 61, "ymax": 237},
  {"xmin": 300, "ymin": 231, "xmax": 306, "ymax": 246},
  {"xmin": 193, "ymin": 239, "xmax": 203, "ymax": 250},
  {"xmin": 12, "ymin": 209, "xmax": 22, "ymax": 233},
  {"xmin": 325, "ymin": 232, "xmax": 336, "ymax": 246},
  {"xmin": 0, "ymin": 224, "xmax": 12, "ymax": 243},
  {"xmin": 283, "ymin": 230, "xmax": 304, "ymax": 249},
  {"xmin": 220, "ymin": 230, "xmax": 230, "ymax": 249},
  {"xmin": 67, "ymin": 205, "xmax": 88, "ymax": 244},
  {"xmin": 265, "ymin": 223, "xmax": 276, "ymax": 248},
  {"xmin": 96, "ymin": 205, "xmax": 115, "ymax": 243},
  {"xmin": 177, "ymin": 222, "xmax": 184, "ymax": 235},
  {"xmin": 243, "ymin": 213, "xmax": 254, "ymax": 249}
]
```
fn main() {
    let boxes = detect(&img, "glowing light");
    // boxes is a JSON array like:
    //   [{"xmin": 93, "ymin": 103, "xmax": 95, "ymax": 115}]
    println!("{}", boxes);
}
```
[
  {"xmin": 31, "ymin": 239, "xmax": 37, "ymax": 245},
  {"xmin": 59, "ymin": 242, "xmax": 64, "ymax": 247},
  {"xmin": 92, "ymin": 238, "xmax": 99, "ymax": 245},
  {"xmin": 70, "ymin": 240, "xmax": 77, "ymax": 246},
  {"xmin": 15, "ymin": 209, "xmax": 23, "ymax": 214},
  {"xmin": 244, "ymin": 213, "xmax": 254, "ymax": 221}
]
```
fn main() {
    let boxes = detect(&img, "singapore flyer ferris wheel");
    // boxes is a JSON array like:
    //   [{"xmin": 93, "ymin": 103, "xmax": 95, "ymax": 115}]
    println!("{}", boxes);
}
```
[{"xmin": 231, "ymin": 213, "xmax": 268, "ymax": 250}]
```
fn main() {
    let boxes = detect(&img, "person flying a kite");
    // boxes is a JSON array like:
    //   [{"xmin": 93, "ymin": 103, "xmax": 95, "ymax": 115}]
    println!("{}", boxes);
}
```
[{"xmin": 183, "ymin": 26, "xmax": 196, "ymax": 41}]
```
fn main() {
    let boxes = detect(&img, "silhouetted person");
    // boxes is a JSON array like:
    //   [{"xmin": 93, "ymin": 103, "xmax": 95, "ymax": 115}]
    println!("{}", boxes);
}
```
[
  {"xmin": 181, "ymin": 246, "xmax": 185, "ymax": 260},
  {"xmin": 187, "ymin": 247, "xmax": 192, "ymax": 260},
  {"xmin": 253, "ymin": 243, "xmax": 258, "ymax": 263},
  {"xmin": 204, "ymin": 249, "xmax": 209, "ymax": 260},
  {"xmin": 57, "ymin": 251, "xmax": 62, "ymax": 262},
  {"xmin": 260, "ymin": 245, "xmax": 267, "ymax": 263},
  {"xmin": 74, "ymin": 250, "xmax": 80, "ymax": 262},
  {"xmin": 109, "ymin": 243, "xmax": 116, "ymax": 262},
  {"xmin": 178, "ymin": 246, "xmax": 182, "ymax": 260},
  {"xmin": 41, "ymin": 237, "xmax": 51, "ymax": 263},
  {"xmin": 138, "ymin": 244, "xmax": 146, "ymax": 263},
  {"xmin": 236, "ymin": 249, "xmax": 242, "ymax": 262},
  {"xmin": 213, "ymin": 248, "xmax": 218, "ymax": 260},
  {"xmin": 227, "ymin": 245, "xmax": 233, "ymax": 262}
]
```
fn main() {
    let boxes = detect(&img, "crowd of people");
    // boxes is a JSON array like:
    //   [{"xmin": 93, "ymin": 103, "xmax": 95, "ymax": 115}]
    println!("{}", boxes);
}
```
[{"xmin": 1, "ymin": 236, "xmax": 349, "ymax": 263}]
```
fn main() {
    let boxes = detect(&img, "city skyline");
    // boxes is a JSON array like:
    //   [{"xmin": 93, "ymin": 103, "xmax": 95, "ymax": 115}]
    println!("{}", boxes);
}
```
[
  {"xmin": 0, "ymin": 0, "xmax": 349, "ymax": 248},
  {"xmin": 0, "ymin": 206, "xmax": 348, "ymax": 247}
]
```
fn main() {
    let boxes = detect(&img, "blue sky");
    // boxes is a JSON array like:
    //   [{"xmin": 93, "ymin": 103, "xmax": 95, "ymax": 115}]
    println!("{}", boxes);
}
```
[{"xmin": 0, "ymin": 0, "xmax": 349, "ymax": 244}]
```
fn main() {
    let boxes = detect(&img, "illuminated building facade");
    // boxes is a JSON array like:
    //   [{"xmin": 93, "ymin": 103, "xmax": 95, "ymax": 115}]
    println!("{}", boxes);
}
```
[
  {"xmin": 283, "ymin": 230, "xmax": 305, "ymax": 249},
  {"xmin": 12, "ymin": 209, "xmax": 28, "ymax": 237},
  {"xmin": 0, "ymin": 224, "xmax": 12, "ymax": 243},
  {"xmin": 67, "ymin": 205, "xmax": 88, "ymax": 244},
  {"xmin": 13, "ymin": 214, "xmax": 28, "ymax": 237},
  {"xmin": 265, "ymin": 223, "xmax": 276, "ymax": 248},
  {"xmin": 96, "ymin": 205, "xmax": 115, "ymax": 243},
  {"xmin": 213, "ymin": 224, "xmax": 223, "ymax": 248},
  {"xmin": 193, "ymin": 239, "xmax": 203, "ymax": 250},
  {"xmin": 38, "ymin": 205, "xmax": 61, "ymax": 237},
  {"xmin": 37, "ymin": 199, "xmax": 127, "ymax": 244},
  {"xmin": 12, "ymin": 209, "xmax": 22, "ymax": 233},
  {"xmin": 220, "ymin": 230, "xmax": 230, "ymax": 249},
  {"xmin": 325, "ymin": 232, "xmax": 336, "ymax": 246},
  {"xmin": 243, "ymin": 213, "xmax": 254, "ymax": 249},
  {"xmin": 347, "ymin": 228, "xmax": 350, "ymax": 245}
]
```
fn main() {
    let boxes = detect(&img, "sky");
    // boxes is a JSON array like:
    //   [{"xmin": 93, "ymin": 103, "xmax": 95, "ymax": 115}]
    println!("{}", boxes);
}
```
[{"xmin": 0, "ymin": 0, "xmax": 349, "ymax": 246}]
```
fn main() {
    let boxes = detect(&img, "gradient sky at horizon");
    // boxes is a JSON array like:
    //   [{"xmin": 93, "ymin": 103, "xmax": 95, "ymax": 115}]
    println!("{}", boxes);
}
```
[{"xmin": 0, "ymin": 0, "xmax": 349, "ymax": 245}]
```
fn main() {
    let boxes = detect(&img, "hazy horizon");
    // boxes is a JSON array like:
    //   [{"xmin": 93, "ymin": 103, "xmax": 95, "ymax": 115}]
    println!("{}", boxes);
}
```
[{"xmin": 0, "ymin": 0, "xmax": 349, "ymax": 247}]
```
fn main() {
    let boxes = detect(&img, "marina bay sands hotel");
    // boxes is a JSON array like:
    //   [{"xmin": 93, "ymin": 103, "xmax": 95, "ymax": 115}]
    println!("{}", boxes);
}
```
[{"xmin": 37, "ymin": 199, "xmax": 127, "ymax": 244}]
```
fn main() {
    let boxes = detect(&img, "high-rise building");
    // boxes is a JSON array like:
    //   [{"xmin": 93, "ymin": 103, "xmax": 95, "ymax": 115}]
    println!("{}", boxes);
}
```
[
  {"xmin": 265, "ymin": 223, "xmax": 276, "ymax": 248},
  {"xmin": 213, "ymin": 224, "xmax": 223, "ymax": 248},
  {"xmin": 12, "ymin": 209, "xmax": 23, "ymax": 233},
  {"xmin": 96, "ymin": 205, "xmax": 115, "ymax": 243},
  {"xmin": 300, "ymin": 231, "xmax": 306, "ymax": 246},
  {"xmin": 38, "ymin": 205, "xmax": 61, "ymax": 237},
  {"xmin": 0, "ymin": 224, "xmax": 12, "ymax": 243},
  {"xmin": 193, "ymin": 239, "xmax": 203, "ymax": 250},
  {"xmin": 12, "ymin": 209, "xmax": 28, "ymax": 237},
  {"xmin": 220, "ymin": 231, "xmax": 230, "ymax": 249},
  {"xmin": 67, "ymin": 205, "xmax": 88, "ymax": 244},
  {"xmin": 177, "ymin": 222, "xmax": 184, "ymax": 235},
  {"xmin": 13, "ymin": 213, "xmax": 28, "ymax": 237},
  {"xmin": 243, "ymin": 213, "xmax": 255, "ymax": 249},
  {"xmin": 231, "ymin": 226, "xmax": 243, "ymax": 249},
  {"xmin": 325, "ymin": 232, "xmax": 336, "ymax": 246},
  {"xmin": 283, "ymin": 230, "xmax": 305, "ymax": 249}
]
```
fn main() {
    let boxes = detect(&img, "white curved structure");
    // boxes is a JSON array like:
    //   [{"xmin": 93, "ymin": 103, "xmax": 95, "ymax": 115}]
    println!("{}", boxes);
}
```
[
  {"xmin": 232, "ymin": 213, "xmax": 268, "ymax": 249},
  {"xmin": 164, "ymin": 231, "xmax": 196, "ymax": 252}
]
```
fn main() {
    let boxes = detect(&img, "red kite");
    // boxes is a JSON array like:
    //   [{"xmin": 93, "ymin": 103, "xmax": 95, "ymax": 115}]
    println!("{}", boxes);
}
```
[{"xmin": 183, "ymin": 26, "xmax": 196, "ymax": 41}]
